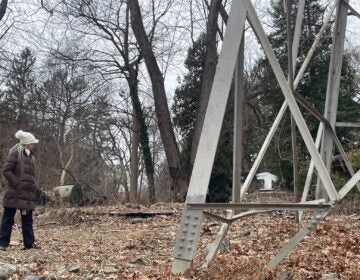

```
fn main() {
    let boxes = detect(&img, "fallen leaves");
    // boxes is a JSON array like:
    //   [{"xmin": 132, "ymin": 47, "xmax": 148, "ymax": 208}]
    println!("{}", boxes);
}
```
[{"xmin": 0, "ymin": 205, "xmax": 358, "ymax": 279}]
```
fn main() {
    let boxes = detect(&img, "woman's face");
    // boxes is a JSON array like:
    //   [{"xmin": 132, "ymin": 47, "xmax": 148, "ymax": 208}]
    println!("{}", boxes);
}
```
[{"xmin": 25, "ymin": 144, "xmax": 35, "ymax": 151}]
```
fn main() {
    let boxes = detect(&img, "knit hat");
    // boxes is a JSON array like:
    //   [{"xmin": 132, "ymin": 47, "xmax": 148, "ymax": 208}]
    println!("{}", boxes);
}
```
[{"xmin": 15, "ymin": 130, "xmax": 39, "ymax": 145}]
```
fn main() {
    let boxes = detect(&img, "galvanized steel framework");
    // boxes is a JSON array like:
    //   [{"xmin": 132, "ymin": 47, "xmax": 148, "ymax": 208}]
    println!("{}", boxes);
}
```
[{"xmin": 172, "ymin": 0, "xmax": 360, "ymax": 274}]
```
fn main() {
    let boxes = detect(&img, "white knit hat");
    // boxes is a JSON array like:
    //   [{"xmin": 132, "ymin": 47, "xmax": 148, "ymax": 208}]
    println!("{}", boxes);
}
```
[{"xmin": 15, "ymin": 130, "xmax": 39, "ymax": 145}]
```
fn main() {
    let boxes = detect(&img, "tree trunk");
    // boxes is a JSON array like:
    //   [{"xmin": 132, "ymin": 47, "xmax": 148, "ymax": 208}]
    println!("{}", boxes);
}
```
[
  {"xmin": 190, "ymin": 0, "xmax": 222, "ymax": 166},
  {"xmin": 147, "ymin": 173, "xmax": 156, "ymax": 204},
  {"xmin": 59, "ymin": 133, "xmax": 74, "ymax": 186},
  {"xmin": 130, "ymin": 110, "xmax": 140, "ymax": 204},
  {"xmin": 128, "ymin": 0, "xmax": 183, "ymax": 200},
  {"xmin": 0, "ymin": 0, "xmax": 8, "ymax": 22},
  {"xmin": 128, "ymin": 73, "xmax": 156, "ymax": 204},
  {"xmin": 120, "ymin": 157, "xmax": 130, "ymax": 203}
]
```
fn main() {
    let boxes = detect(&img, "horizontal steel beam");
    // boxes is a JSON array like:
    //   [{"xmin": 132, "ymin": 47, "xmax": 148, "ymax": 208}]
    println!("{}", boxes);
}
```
[
  {"xmin": 336, "ymin": 122, "xmax": 360, "ymax": 128},
  {"xmin": 231, "ymin": 209, "xmax": 270, "ymax": 221},
  {"xmin": 203, "ymin": 211, "xmax": 232, "ymax": 223},
  {"xmin": 187, "ymin": 203, "xmax": 332, "ymax": 211},
  {"xmin": 203, "ymin": 209, "xmax": 272, "ymax": 224}
]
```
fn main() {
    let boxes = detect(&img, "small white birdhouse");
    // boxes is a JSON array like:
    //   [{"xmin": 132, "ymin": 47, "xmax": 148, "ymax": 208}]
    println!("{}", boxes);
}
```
[{"xmin": 256, "ymin": 172, "xmax": 278, "ymax": 191}]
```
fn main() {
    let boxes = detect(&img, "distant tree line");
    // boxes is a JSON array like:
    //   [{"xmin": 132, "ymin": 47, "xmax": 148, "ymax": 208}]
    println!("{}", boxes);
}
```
[{"xmin": 0, "ymin": 0, "xmax": 359, "ymax": 204}]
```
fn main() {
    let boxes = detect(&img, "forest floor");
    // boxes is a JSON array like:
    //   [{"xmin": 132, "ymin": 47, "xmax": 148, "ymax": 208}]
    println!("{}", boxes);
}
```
[{"xmin": 0, "ymin": 202, "xmax": 359, "ymax": 279}]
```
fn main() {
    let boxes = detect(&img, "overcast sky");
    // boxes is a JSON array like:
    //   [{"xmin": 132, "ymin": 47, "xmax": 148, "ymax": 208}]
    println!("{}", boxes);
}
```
[{"xmin": 1, "ymin": 0, "xmax": 360, "ymax": 95}]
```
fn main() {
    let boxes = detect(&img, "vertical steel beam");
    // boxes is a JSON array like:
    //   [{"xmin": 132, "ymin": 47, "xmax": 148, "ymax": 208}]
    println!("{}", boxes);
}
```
[
  {"xmin": 292, "ymin": 0, "xmax": 306, "ymax": 74},
  {"xmin": 316, "ymin": 0, "xmax": 349, "ymax": 199},
  {"xmin": 285, "ymin": 0, "xmax": 300, "ymax": 221},
  {"xmin": 243, "ymin": 0, "xmax": 339, "ymax": 201},
  {"xmin": 203, "ymin": 27, "xmax": 246, "ymax": 268},
  {"xmin": 233, "ymin": 30, "xmax": 245, "ymax": 208},
  {"xmin": 171, "ymin": 0, "xmax": 247, "ymax": 274},
  {"xmin": 285, "ymin": 0, "xmax": 294, "ymax": 83},
  {"xmin": 290, "ymin": 0, "xmax": 305, "ymax": 223},
  {"xmin": 298, "ymin": 123, "xmax": 324, "ymax": 221},
  {"xmin": 298, "ymin": 0, "xmax": 338, "ymax": 222},
  {"xmin": 294, "ymin": 0, "xmax": 338, "ymax": 87},
  {"xmin": 203, "ymin": 27, "xmax": 246, "ymax": 270}
]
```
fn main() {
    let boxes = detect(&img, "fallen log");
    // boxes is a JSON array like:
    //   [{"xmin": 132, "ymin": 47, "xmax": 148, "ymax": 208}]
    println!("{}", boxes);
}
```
[
  {"xmin": 108, "ymin": 210, "xmax": 176, "ymax": 218},
  {"xmin": 79, "ymin": 209, "xmax": 176, "ymax": 218}
]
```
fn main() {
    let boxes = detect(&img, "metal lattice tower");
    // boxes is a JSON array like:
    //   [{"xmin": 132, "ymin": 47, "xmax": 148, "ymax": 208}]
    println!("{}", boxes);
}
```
[{"xmin": 172, "ymin": 0, "xmax": 360, "ymax": 274}]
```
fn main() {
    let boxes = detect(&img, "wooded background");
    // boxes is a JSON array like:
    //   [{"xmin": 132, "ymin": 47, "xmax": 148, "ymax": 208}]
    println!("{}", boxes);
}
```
[{"xmin": 0, "ymin": 0, "xmax": 359, "ymax": 204}]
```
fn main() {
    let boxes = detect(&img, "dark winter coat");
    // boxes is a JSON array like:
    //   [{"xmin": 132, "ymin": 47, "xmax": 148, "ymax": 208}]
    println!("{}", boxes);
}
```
[{"xmin": 2, "ymin": 149, "xmax": 37, "ymax": 210}]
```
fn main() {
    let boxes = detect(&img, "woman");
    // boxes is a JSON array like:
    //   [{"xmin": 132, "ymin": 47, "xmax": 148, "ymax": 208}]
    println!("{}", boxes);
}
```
[{"xmin": 0, "ymin": 130, "xmax": 40, "ymax": 251}]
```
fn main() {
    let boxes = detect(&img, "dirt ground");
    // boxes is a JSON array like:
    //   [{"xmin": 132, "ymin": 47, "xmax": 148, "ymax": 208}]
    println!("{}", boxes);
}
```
[{"xmin": 0, "ymin": 203, "xmax": 359, "ymax": 279}]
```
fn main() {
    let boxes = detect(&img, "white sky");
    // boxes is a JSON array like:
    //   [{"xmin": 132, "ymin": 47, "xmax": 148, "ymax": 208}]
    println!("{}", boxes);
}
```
[
  {"xmin": 1, "ymin": 0, "xmax": 360, "ymax": 96},
  {"xmin": 165, "ymin": 0, "xmax": 360, "ymax": 94}
]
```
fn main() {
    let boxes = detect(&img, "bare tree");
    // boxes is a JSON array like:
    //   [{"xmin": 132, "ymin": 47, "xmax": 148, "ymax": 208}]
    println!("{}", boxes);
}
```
[
  {"xmin": 190, "ymin": 0, "xmax": 222, "ymax": 165},
  {"xmin": 128, "ymin": 0, "xmax": 186, "ymax": 199},
  {"xmin": 39, "ymin": 55, "xmax": 104, "ymax": 186},
  {"xmin": 130, "ymin": 110, "xmax": 140, "ymax": 203},
  {"xmin": 42, "ymin": 0, "xmax": 158, "ymax": 203},
  {"xmin": 102, "ymin": 117, "xmax": 133, "ymax": 203}
]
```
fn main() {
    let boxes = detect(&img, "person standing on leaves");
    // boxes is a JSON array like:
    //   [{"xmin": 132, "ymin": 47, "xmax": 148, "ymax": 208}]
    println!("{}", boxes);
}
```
[{"xmin": 0, "ymin": 130, "xmax": 40, "ymax": 251}]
